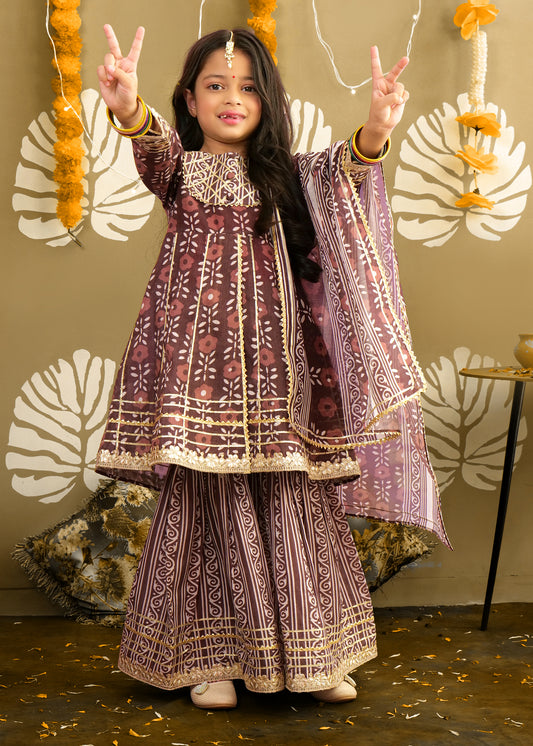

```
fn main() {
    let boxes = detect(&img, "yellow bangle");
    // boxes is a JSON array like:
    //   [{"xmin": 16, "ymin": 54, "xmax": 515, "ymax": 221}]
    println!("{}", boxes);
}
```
[
  {"xmin": 106, "ymin": 96, "xmax": 147, "ymax": 134},
  {"xmin": 350, "ymin": 125, "xmax": 391, "ymax": 163}
]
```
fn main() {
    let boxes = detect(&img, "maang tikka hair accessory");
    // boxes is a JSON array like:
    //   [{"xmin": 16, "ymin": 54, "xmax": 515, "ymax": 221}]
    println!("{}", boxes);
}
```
[{"xmin": 225, "ymin": 31, "xmax": 235, "ymax": 68}]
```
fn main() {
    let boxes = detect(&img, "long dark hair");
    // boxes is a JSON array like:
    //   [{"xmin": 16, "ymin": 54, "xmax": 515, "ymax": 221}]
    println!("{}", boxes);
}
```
[{"xmin": 170, "ymin": 28, "xmax": 320, "ymax": 282}]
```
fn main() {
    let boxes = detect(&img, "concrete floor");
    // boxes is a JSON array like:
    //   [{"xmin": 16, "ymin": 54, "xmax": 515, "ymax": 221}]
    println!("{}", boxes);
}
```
[{"xmin": 0, "ymin": 604, "xmax": 531, "ymax": 745}]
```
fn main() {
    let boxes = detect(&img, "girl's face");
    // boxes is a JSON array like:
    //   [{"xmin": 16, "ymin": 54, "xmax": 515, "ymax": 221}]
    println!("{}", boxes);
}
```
[{"xmin": 185, "ymin": 47, "xmax": 262, "ymax": 156}]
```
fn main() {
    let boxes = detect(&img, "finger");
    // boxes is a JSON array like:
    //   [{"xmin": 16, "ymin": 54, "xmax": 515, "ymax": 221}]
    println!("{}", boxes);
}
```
[
  {"xmin": 103, "ymin": 23, "xmax": 123, "ymax": 60},
  {"xmin": 103, "ymin": 52, "xmax": 116, "ymax": 81},
  {"xmin": 97, "ymin": 63, "xmax": 117, "ymax": 91},
  {"xmin": 383, "ymin": 90, "xmax": 409, "ymax": 110},
  {"xmin": 386, "ymin": 56, "xmax": 409, "ymax": 84},
  {"xmin": 111, "ymin": 65, "xmax": 137, "ymax": 88},
  {"xmin": 392, "ymin": 92, "xmax": 409, "ymax": 109},
  {"xmin": 393, "ymin": 82, "xmax": 405, "ymax": 98},
  {"xmin": 370, "ymin": 45, "xmax": 383, "ymax": 82},
  {"xmin": 127, "ymin": 26, "xmax": 145, "ymax": 65},
  {"xmin": 96, "ymin": 64, "xmax": 108, "ymax": 85}
]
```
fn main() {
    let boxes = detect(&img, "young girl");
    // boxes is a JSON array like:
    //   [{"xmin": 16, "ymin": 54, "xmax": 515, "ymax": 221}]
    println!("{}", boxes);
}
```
[{"xmin": 96, "ymin": 25, "xmax": 448, "ymax": 710}]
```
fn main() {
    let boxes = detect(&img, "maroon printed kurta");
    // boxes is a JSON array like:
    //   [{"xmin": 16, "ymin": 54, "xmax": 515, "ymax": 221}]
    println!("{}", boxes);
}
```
[{"xmin": 96, "ymin": 117, "xmax": 361, "ymax": 488}]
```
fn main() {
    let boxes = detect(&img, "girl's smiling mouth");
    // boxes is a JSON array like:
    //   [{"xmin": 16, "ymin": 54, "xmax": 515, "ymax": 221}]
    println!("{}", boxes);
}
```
[{"xmin": 218, "ymin": 110, "xmax": 245, "ymax": 123}]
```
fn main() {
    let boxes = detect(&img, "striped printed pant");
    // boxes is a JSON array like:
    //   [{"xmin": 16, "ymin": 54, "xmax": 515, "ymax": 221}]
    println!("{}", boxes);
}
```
[{"xmin": 118, "ymin": 466, "xmax": 377, "ymax": 693}]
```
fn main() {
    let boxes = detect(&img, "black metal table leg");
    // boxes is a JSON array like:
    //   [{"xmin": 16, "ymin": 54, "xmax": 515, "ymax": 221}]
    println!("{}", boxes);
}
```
[{"xmin": 480, "ymin": 380, "xmax": 525, "ymax": 630}]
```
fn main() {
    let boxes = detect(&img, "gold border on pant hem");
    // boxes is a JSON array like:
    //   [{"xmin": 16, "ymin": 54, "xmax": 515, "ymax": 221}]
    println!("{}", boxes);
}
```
[{"xmin": 118, "ymin": 644, "xmax": 377, "ymax": 693}]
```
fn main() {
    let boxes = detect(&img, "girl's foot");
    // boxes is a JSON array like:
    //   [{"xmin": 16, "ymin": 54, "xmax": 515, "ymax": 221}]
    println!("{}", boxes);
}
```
[
  {"xmin": 312, "ymin": 674, "xmax": 357, "ymax": 703},
  {"xmin": 190, "ymin": 680, "xmax": 237, "ymax": 709}
]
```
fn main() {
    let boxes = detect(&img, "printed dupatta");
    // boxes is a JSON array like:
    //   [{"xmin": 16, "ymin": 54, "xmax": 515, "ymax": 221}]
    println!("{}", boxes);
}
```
[{"xmin": 274, "ymin": 141, "xmax": 449, "ymax": 546}]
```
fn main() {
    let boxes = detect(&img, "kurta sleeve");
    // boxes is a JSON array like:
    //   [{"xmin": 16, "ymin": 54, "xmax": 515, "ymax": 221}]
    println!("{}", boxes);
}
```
[
  {"xmin": 295, "ymin": 140, "xmax": 373, "ymax": 191},
  {"xmin": 131, "ymin": 110, "xmax": 184, "ymax": 210}
]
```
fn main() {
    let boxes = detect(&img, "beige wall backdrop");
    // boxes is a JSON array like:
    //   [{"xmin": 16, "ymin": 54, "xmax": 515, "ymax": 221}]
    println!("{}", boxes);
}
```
[{"xmin": 2, "ymin": 0, "xmax": 532, "ymax": 614}]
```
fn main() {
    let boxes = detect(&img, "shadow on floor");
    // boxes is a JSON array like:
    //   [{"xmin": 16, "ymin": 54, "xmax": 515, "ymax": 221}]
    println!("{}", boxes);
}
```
[{"xmin": 0, "ymin": 604, "xmax": 531, "ymax": 745}]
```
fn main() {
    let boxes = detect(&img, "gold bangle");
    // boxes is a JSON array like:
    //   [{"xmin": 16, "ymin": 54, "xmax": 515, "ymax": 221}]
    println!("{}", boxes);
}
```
[
  {"xmin": 106, "ymin": 96, "xmax": 147, "ymax": 133},
  {"xmin": 129, "ymin": 107, "xmax": 154, "ymax": 139},
  {"xmin": 350, "ymin": 125, "xmax": 391, "ymax": 163}
]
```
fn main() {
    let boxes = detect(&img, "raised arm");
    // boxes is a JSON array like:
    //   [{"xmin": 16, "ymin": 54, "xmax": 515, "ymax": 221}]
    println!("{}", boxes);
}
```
[
  {"xmin": 356, "ymin": 46, "xmax": 410, "ymax": 160},
  {"xmin": 96, "ymin": 24, "xmax": 145, "ymax": 127}
]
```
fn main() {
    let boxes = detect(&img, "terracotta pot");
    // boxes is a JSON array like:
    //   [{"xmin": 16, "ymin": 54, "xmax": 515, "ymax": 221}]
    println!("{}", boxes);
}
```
[{"xmin": 513, "ymin": 334, "xmax": 533, "ymax": 367}]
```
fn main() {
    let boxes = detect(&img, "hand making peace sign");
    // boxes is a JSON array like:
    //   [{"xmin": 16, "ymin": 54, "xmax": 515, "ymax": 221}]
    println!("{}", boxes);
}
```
[
  {"xmin": 96, "ymin": 25, "xmax": 145, "ymax": 124},
  {"xmin": 357, "ymin": 46, "xmax": 409, "ymax": 159},
  {"xmin": 368, "ymin": 46, "xmax": 409, "ymax": 131}
]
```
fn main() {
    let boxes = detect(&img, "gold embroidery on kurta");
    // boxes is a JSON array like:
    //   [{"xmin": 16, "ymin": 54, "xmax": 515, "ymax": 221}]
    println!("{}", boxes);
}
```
[
  {"xmin": 183, "ymin": 152, "xmax": 261, "ymax": 207},
  {"xmin": 96, "ymin": 446, "xmax": 361, "ymax": 480}
]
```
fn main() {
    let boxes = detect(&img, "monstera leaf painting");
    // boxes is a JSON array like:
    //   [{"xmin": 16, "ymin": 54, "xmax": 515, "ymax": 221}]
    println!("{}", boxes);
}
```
[
  {"xmin": 6, "ymin": 350, "xmax": 116, "ymax": 503},
  {"xmin": 421, "ymin": 347, "xmax": 527, "ymax": 492},
  {"xmin": 392, "ymin": 94, "xmax": 531, "ymax": 246},
  {"xmin": 12, "ymin": 88, "xmax": 155, "ymax": 247},
  {"xmin": 290, "ymin": 99, "xmax": 332, "ymax": 153}
]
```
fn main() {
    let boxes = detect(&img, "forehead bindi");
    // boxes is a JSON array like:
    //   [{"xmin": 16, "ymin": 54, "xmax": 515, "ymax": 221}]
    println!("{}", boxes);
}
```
[{"xmin": 199, "ymin": 48, "xmax": 254, "ymax": 82}]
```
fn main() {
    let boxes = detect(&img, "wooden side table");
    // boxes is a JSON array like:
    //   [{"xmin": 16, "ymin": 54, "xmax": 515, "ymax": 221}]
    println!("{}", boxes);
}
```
[{"xmin": 459, "ymin": 367, "xmax": 532, "ymax": 629}]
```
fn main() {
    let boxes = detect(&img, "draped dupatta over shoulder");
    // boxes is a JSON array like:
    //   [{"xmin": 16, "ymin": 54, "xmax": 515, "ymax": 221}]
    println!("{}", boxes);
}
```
[{"xmin": 273, "ymin": 142, "xmax": 449, "ymax": 547}]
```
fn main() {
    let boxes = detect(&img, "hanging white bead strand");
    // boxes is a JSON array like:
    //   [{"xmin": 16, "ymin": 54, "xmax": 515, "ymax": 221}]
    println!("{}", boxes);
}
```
[
  {"xmin": 198, "ymin": 0, "xmax": 207, "ymax": 38},
  {"xmin": 312, "ymin": 0, "xmax": 422, "ymax": 94},
  {"xmin": 469, "ymin": 28, "xmax": 487, "ymax": 110}
]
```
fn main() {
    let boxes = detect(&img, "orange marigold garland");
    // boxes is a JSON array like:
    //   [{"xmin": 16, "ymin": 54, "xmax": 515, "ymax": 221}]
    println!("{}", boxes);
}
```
[
  {"xmin": 453, "ymin": 1, "xmax": 501, "ymax": 211},
  {"xmin": 247, "ymin": 0, "xmax": 278, "ymax": 64},
  {"xmin": 49, "ymin": 0, "xmax": 84, "ymax": 231}
]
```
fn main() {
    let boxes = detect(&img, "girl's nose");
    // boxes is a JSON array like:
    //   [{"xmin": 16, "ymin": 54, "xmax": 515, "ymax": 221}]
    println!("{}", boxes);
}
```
[{"xmin": 225, "ymin": 87, "xmax": 242, "ymax": 105}]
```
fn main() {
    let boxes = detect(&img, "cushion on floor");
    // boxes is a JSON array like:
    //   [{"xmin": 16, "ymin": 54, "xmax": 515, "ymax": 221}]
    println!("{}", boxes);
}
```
[
  {"xmin": 351, "ymin": 518, "xmax": 432, "ymax": 592},
  {"xmin": 12, "ymin": 480, "xmax": 158, "ymax": 625}
]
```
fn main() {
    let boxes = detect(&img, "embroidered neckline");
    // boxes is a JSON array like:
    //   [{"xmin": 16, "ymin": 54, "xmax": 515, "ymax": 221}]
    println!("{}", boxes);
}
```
[
  {"xmin": 185, "ymin": 150, "xmax": 248, "ymax": 162},
  {"xmin": 182, "ymin": 151, "xmax": 260, "ymax": 207}
]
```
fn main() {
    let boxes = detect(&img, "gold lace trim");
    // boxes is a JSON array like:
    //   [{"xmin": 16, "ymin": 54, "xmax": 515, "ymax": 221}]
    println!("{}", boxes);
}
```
[
  {"xmin": 96, "ymin": 446, "xmax": 361, "ymax": 480},
  {"xmin": 118, "ymin": 646, "xmax": 377, "ymax": 693}
]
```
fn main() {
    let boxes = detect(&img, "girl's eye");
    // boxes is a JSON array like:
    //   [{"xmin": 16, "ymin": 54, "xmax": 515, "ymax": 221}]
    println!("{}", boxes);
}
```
[
  {"xmin": 208, "ymin": 83, "xmax": 222, "ymax": 90},
  {"xmin": 243, "ymin": 85, "xmax": 257, "ymax": 93}
]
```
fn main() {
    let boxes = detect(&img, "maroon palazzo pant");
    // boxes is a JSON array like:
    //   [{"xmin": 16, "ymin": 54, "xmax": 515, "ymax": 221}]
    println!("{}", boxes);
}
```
[{"xmin": 118, "ymin": 466, "xmax": 377, "ymax": 693}]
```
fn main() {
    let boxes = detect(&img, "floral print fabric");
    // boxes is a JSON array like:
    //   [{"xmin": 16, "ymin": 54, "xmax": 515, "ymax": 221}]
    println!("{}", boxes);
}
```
[{"xmin": 96, "ymin": 118, "xmax": 361, "ymax": 488}]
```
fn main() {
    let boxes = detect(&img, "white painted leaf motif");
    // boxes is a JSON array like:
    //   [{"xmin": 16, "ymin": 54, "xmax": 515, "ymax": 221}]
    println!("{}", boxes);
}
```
[
  {"xmin": 12, "ymin": 88, "xmax": 155, "ymax": 247},
  {"xmin": 290, "ymin": 99, "xmax": 332, "ymax": 153},
  {"xmin": 421, "ymin": 347, "xmax": 527, "ymax": 492},
  {"xmin": 392, "ymin": 93, "xmax": 532, "ymax": 246},
  {"xmin": 6, "ymin": 350, "xmax": 116, "ymax": 503}
]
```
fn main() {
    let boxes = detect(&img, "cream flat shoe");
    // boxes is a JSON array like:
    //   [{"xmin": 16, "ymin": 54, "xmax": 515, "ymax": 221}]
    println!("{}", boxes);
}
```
[
  {"xmin": 312, "ymin": 674, "xmax": 357, "ymax": 703},
  {"xmin": 190, "ymin": 680, "xmax": 237, "ymax": 709}
]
